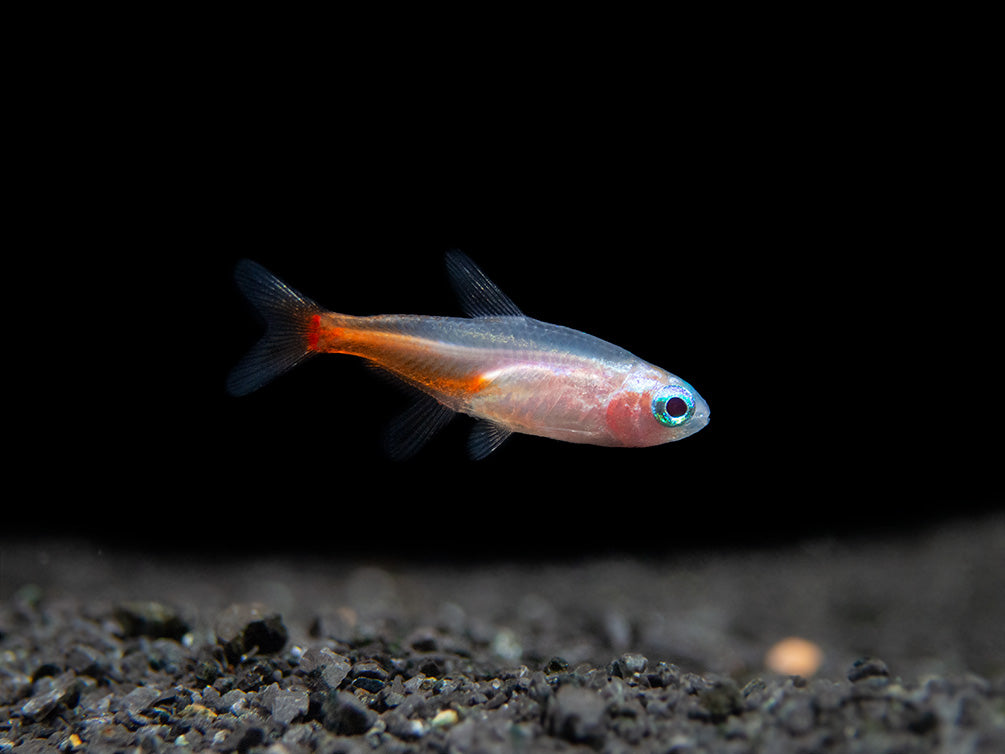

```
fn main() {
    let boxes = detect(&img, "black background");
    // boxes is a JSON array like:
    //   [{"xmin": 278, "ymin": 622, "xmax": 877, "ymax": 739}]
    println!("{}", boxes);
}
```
[{"xmin": 10, "ymin": 22, "xmax": 1000, "ymax": 559}]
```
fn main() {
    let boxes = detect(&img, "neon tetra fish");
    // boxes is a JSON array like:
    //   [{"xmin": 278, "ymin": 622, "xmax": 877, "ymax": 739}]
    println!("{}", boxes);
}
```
[{"xmin": 228, "ymin": 251, "xmax": 709, "ymax": 459}]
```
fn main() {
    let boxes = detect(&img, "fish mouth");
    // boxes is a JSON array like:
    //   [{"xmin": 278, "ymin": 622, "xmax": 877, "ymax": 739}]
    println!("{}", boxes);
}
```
[{"xmin": 688, "ymin": 398, "xmax": 710, "ymax": 433}]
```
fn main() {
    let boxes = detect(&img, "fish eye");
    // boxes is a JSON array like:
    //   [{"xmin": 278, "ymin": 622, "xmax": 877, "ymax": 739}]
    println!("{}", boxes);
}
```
[{"xmin": 652, "ymin": 385, "xmax": 695, "ymax": 427}]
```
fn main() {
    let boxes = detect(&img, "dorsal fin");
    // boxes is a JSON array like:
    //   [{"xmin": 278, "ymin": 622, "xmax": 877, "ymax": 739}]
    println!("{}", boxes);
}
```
[{"xmin": 445, "ymin": 250, "xmax": 524, "ymax": 318}]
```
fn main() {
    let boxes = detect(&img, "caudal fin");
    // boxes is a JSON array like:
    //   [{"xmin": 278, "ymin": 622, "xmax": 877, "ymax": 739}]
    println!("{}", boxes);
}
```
[{"xmin": 227, "ymin": 260, "xmax": 324, "ymax": 397}]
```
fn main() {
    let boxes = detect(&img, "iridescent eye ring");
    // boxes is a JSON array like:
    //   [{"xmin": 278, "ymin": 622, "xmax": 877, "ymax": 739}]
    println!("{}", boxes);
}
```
[{"xmin": 652, "ymin": 385, "xmax": 695, "ymax": 427}]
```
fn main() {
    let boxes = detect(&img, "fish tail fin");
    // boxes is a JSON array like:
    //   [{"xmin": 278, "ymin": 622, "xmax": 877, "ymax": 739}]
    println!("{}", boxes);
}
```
[{"xmin": 227, "ymin": 260, "xmax": 326, "ymax": 397}]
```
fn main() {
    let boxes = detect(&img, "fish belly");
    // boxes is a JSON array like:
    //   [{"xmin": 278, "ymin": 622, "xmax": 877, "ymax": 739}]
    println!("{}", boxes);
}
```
[{"xmin": 463, "ymin": 358, "xmax": 630, "ymax": 445}]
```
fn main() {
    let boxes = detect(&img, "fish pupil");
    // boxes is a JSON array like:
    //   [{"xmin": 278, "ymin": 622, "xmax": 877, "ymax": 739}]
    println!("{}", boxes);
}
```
[
  {"xmin": 651, "ymin": 388, "xmax": 695, "ymax": 427},
  {"xmin": 665, "ymin": 397, "xmax": 688, "ymax": 418}
]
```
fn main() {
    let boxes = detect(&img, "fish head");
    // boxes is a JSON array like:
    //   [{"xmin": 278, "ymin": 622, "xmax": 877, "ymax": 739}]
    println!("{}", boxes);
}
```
[{"xmin": 605, "ymin": 368, "xmax": 710, "ymax": 447}]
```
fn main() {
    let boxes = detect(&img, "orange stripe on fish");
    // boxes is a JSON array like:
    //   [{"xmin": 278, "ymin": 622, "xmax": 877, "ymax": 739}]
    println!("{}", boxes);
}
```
[{"xmin": 317, "ymin": 321, "xmax": 492, "ymax": 398}]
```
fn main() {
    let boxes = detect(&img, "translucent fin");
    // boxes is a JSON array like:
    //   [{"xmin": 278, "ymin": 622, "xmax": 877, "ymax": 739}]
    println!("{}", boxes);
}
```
[
  {"xmin": 445, "ymin": 250, "xmax": 524, "ymax": 318},
  {"xmin": 227, "ymin": 260, "xmax": 324, "ymax": 396},
  {"xmin": 468, "ymin": 420, "xmax": 513, "ymax": 460},
  {"xmin": 383, "ymin": 393, "xmax": 455, "ymax": 460}
]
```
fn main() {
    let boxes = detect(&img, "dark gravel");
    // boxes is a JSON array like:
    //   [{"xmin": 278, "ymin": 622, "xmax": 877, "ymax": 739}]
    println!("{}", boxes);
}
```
[{"xmin": 2, "ymin": 514, "xmax": 1004, "ymax": 753}]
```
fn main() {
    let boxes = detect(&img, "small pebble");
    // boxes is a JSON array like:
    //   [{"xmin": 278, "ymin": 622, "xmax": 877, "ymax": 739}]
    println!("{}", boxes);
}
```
[
  {"xmin": 848, "ymin": 656, "xmax": 890, "ymax": 682},
  {"xmin": 114, "ymin": 602, "xmax": 188, "ymax": 640},
  {"xmin": 430, "ymin": 708, "xmax": 459, "ymax": 728},
  {"xmin": 766, "ymin": 637, "xmax": 824, "ymax": 678},
  {"xmin": 322, "ymin": 690, "xmax": 376, "ymax": 735},
  {"xmin": 20, "ymin": 672, "xmax": 80, "ymax": 720},
  {"xmin": 548, "ymin": 685, "xmax": 607, "ymax": 745},
  {"xmin": 259, "ymin": 683, "xmax": 309, "ymax": 726}
]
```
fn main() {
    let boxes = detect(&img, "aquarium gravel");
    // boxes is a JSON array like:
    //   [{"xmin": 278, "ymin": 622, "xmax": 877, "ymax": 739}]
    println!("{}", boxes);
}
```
[{"xmin": 2, "ymin": 516, "xmax": 1003, "ymax": 753}]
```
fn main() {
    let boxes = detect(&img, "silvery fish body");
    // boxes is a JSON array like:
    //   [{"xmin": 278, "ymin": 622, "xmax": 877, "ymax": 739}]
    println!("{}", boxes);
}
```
[{"xmin": 228, "ymin": 251, "xmax": 709, "ymax": 459}]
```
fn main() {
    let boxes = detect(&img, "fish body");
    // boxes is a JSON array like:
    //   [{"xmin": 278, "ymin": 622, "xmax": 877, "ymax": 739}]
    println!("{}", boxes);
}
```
[{"xmin": 228, "ymin": 252, "xmax": 709, "ymax": 458}]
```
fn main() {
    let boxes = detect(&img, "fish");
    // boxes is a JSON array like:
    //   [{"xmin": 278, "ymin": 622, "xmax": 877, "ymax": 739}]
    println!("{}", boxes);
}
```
[{"xmin": 227, "ymin": 251, "xmax": 709, "ymax": 459}]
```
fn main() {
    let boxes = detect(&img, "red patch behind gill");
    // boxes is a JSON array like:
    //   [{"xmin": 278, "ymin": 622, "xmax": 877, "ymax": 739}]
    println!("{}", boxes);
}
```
[
  {"xmin": 605, "ymin": 391, "xmax": 646, "ymax": 446},
  {"xmin": 605, "ymin": 390, "xmax": 666, "ymax": 447}
]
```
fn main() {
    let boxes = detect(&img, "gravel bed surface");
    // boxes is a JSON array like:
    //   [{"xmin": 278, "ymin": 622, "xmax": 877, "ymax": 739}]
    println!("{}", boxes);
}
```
[{"xmin": 2, "ymin": 514, "xmax": 1003, "ymax": 752}]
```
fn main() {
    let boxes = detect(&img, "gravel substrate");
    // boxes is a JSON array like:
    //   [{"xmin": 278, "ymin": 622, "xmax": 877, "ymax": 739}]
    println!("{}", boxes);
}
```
[{"xmin": 2, "ymin": 514, "xmax": 1004, "ymax": 753}]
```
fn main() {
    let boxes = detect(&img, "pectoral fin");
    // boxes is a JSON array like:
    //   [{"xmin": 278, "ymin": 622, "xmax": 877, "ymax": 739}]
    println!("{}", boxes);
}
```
[
  {"xmin": 383, "ymin": 393, "xmax": 455, "ymax": 460},
  {"xmin": 468, "ymin": 420, "xmax": 513, "ymax": 460}
]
